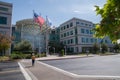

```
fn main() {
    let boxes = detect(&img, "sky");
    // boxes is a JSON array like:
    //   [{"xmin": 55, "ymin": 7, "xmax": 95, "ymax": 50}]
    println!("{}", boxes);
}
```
[{"xmin": 0, "ymin": 0, "xmax": 106, "ymax": 27}]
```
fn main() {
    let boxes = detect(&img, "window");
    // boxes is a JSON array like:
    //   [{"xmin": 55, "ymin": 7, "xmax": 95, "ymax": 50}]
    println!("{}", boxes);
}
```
[
  {"xmin": 0, "ymin": 7, "xmax": 8, "ymax": 12},
  {"xmin": 64, "ymin": 40, "xmax": 66, "ymax": 44},
  {"xmin": 82, "ymin": 37, "xmax": 85, "ymax": 43},
  {"xmin": 90, "ymin": 30, "xmax": 93, "ymax": 34},
  {"xmin": 67, "ymin": 32, "xmax": 69, "ymax": 36},
  {"xmin": 81, "ymin": 29, "xmax": 85, "ymax": 33},
  {"xmin": 70, "ymin": 30, "xmax": 73, "ymax": 35},
  {"xmin": 67, "ymin": 40, "xmax": 70, "ymax": 44},
  {"xmin": 85, "ymin": 24, "xmax": 88, "ymax": 26},
  {"xmin": 67, "ymin": 24, "xmax": 69, "ymax": 28},
  {"xmin": 81, "ymin": 23, "xmax": 84, "ymax": 25},
  {"xmin": 61, "ymin": 27, "xmax": 63, "ymax": 30},
  {"xmin": 91, "ymin": 38, "xmax": 94, "ymax": 43},
  {"xmin": 86, "ymin": 29, "xmax": 89, "ymax": 34},
  {"xmin": 61, "ymin": 34, "xmax": 63, "ymax": 38},
  {"xmin": 64, "ymin": 33, "xmax": 66, "ymax": 37},
  {"xmin": 86, "ymin": 38, "xmax": 89, "ymax": 43},
  {"xmin": 76, "ymin": 22, "xmax": 79, "ymax": 25},
  {"xmin": 64, "ymin": 26, "xmax": 66, "ymax": 29},
  {"xmin": 0, "ymin": 16, "xmax": 7, "ymax": 25},
  {"xmin": 70, "ymin": 22, "xmax": 73, "ymax": 27},
  {"xmin": 70, "ymin": 39, "xmax": 73, "ymax": 44}
]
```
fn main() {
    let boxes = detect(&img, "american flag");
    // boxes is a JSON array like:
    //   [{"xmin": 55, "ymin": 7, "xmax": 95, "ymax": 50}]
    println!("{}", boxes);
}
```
[{"xmin": 33, "ymin": 11, "xmax": 45, "ymax": 29}]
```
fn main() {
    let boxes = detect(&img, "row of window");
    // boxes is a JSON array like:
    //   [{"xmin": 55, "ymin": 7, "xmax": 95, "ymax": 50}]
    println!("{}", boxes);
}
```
[
  {"xmin": 61, "ymin": 22, "xmax": 73, "ymax": 31},
  {"xmin": 0, "ymin": 16, "xmax": 7, "ymax": 25},
  {"xmin": 81, "ymin": 28, "xmax": 93, "ymax": 34},
  {"xmin": 62, "ymin": 39, "xmax": 74, "ymax": 45},
  {"xmin": 81, "ymin": 37, "xmax": 110, "ymax": 44},
  {"xmin": 81, "ymin": 37, "xmax": 97, "ymax": 43},
  {"xmin": 0, "ymin": 7, "xmax": 8, "ymax": 12},
  {"xmin": 61, "ymin": 30, "xmax": 73, "ymax": 38},
  {"xmin": 76, "ymin": 21, "xmax": 93, "ymax": 27}
]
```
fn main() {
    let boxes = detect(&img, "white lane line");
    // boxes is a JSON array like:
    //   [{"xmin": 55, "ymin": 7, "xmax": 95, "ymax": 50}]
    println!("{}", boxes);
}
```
[
  {"xmin": 18, "ymin": 62, "xmax": 32, "ymax": 80},
  {"xmin": 38, "ymin": 61, "xmax": 120, "ymax": 79},
  {"xmin": 0, "ymin": 70, "xmax": 20, "ymax": 74}
]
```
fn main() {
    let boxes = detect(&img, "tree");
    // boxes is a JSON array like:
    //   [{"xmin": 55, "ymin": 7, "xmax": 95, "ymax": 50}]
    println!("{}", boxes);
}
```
[
  {"xmin": 94, "ymin": 0, "xmax": 120, "ymax": 42},
  {"xmin": 48, "ymin": 41, "xmax": 65, "ymax": 54},
  {"xmin": 92, "ymin": 43, "xmax": 99, "ymax": 54},
  {"xmin": 101, "ymin": 43, "xmax": 108, "ymax": 53},
  {"xmin": 0, "ymin": 34, "xmax": 11, "ymax": 56},
  {"xmin": 113, "ymin": 43, "xmax": 120, "ymax": 53},
  {"xmin": 14, "ymin": 40, "xmax": 32, "ymax": 53}
]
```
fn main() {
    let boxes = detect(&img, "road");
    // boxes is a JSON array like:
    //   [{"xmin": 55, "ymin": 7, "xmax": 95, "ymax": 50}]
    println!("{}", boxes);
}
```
[
  {"xmin": 0, "ymin": 61, "xmax": 25, "ymax": 80},
  {"xmin": 41, "ymin": 54, "xmax": 120, "ymax": 76}
]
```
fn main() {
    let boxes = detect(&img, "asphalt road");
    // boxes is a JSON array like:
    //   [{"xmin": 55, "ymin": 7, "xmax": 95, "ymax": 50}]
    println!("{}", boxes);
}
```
[
  {"xmin": 0, "ymin": 61, "xmax": 25, "ymax": 80},
  {"xmin": 41, "ymin": 54, "xmax": 120, "ymax": 76}
]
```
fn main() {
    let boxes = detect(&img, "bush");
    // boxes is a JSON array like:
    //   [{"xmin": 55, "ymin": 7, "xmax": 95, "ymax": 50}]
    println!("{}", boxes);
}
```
[
  {"xmin": 0, "ymin": 56, "xmax": 10, "ymax": 61},
  {"xmin": 10, "ymin": 53, "xmax": 23, "ymax": 59}
]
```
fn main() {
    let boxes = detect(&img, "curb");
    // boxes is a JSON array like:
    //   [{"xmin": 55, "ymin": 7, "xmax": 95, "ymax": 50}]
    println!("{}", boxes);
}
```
[{"xmin": 38, "ymin": 55, "xmax": 93, "ymax": 61}]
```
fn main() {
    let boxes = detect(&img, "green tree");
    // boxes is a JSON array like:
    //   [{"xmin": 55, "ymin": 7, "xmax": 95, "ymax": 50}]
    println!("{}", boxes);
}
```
[
  {"xmin": 101, "ymin": 43, "xmax": 108, "ymax": 53},
  {"xmin": 14, "ymin": 40, "xmax": 32, "ymax": 53},
  {"xmin": 92, "ymin": 43, "xmax": 99, "ymax": 54},
  {"xmin": 94, "ymin": 0, "xmax": 120, "ymax": 42},
  {"xmin": 0, "ymin": 34, "xmax": 11, "ymax": 56},
  {"xmin": 113, "ymin": 43, "xmax": 120, "ymax": 53},
  {"xmin": 48, "ymin": 41, "xmax": 64, "ymax": 53}
]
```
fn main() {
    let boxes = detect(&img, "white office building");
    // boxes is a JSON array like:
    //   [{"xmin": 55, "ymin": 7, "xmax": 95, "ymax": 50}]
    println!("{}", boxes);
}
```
[
  {"xmin": 59, "ymin": 17, "xmax": 113, "ymax": 53},
  {"xmin": 0, "ymin": 1, "xmax": 12, "ymax": 55}
]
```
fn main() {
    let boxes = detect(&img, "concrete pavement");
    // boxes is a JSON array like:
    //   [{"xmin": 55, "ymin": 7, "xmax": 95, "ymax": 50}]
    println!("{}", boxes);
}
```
[{"xmin": 19, "ymin": 55, "xmax": 120, "ymax": 80}]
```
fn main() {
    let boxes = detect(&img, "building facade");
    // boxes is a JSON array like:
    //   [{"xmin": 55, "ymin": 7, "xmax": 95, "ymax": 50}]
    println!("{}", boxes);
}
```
[
  {"xmin": 14, "ymin": 19, "xmax": 46, "ymax": 53},
  {"xmin": 59, "ymin": 17, "xmax": 113, "ymax": 53},
  {"xmin": 0, "ymin": 1, "xmax": 12, "ymax": 55}
]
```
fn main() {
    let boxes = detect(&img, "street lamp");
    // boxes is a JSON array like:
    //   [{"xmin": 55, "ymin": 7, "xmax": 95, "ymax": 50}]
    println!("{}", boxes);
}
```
[
  {"xmin": 53, "ymin": 47, "xmax": 55, "ymax": 55},
  {"xmin": 64, "ymin": 46, "xmax": 66, "ymax": 55}
]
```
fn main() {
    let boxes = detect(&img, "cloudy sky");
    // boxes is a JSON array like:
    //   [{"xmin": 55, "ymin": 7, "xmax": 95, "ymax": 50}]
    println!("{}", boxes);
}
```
[{"xmin": 0, "ymin": 0, "xmax": 106, "ymax": 27}]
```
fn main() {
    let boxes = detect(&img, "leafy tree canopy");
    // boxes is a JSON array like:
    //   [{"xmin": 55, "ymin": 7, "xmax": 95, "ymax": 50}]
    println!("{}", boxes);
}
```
[
  {"xmin": 14, "ymin": 40, "xmax": 32, "ymax": 52},
  {"xmin": 94, "ymin": 0, "xmax": 120, "ymax": 42}
]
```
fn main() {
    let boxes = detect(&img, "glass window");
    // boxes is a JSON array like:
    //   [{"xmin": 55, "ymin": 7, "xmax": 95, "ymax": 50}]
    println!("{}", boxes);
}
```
[
  {"xmin": 90, "ymin": 30, "xmax": 93, "ymax": 34},
  {"xmin": 64, "ymin": 40, "xmax": 66, "ymax": 44},
  {"xmin": 67, "ymin": 40, "xmax": 70, "ymax": 44},
  {"xmin": 82, "ymin": 37, "xmax": 85, "ymax": 43},
  {"xmin": 0, "ymin": 16, "xmax": 7, "ymax": 25},
  {"xmin": 81, "ymin": 23, "xmax": 84, "ymax": 25},
  {"xmin": 64, "ymin": 33, "xmax": 66, "ymax": 37},
  {"xmin": 67, "ymin": 24, "xmax": 69, "ymax": 28},
  {"xmin": 64, "ymin": 26, "xmax": 66, "ymax": 29},
  {"xmin": 76, "ymin": 22, "xmax": 79, "ymax": 25},
  {"xmin": 86, "ymin": 29, "xmax": 89, "ymax": 34},
  {"xmin": 70, "ymin": 30, "xmax": 73, "ymax": 35},
  {"xmin": 0, "ymin": 7, "xmax": 8, "ymax": 11},
  {"xmin": 61, "ymin": 34, "xmax": 63, "ymax": 38},
  {"xmin": 70, "ymin": 22, "xmax": 73, "ymax": 27},
  {"xmin": 81, "ymin": 29, "xmax": 85, "ymax": 33},
  {"xmin": 91, "ymin": 38, "xmax": 94, "ymax": 43},
  {"xmin": 67, "ymin": 32, "xmax": 69, "ymax": 36},
  {"xmin": 71, "ymin": 39, "xmax": 73, "ymax": 43},
  {"xmin": 86, "ymin": 38, "xmax": 89, "ymax": 43}
]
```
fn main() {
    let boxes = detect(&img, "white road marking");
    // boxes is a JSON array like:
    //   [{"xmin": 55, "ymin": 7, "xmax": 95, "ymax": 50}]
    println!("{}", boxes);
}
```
[
  {"xmin": 38, "ymin": 61, "xmax": 120, "ymax": 80},
  {"xmin": 18, "ymin": 62, "xmax": 32, "ymax": 80}
]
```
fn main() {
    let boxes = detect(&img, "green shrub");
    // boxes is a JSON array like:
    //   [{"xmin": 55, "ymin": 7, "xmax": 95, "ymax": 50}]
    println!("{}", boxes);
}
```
[
  {"xmin": 0, "ymin": 56, "xmax": 10, "ymax": 61},
  {"xmin": 10, "ymin": 53, "xmax": 23, "ymax": 59}
]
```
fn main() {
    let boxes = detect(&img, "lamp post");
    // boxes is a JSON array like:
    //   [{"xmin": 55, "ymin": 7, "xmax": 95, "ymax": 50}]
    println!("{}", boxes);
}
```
[
  {"xmin": 53, "ymin": 47, "xmax": 55, "ymax": 55},
  {"xmin": 64, "ymin": 46, "xmax": 66, "ymax": 55}
]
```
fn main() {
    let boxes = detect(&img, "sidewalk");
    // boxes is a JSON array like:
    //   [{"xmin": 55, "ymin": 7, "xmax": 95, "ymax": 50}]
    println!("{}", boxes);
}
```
[{"xmin": 19, "ymin": 55, "xmax": 118, "ymax": 80}]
